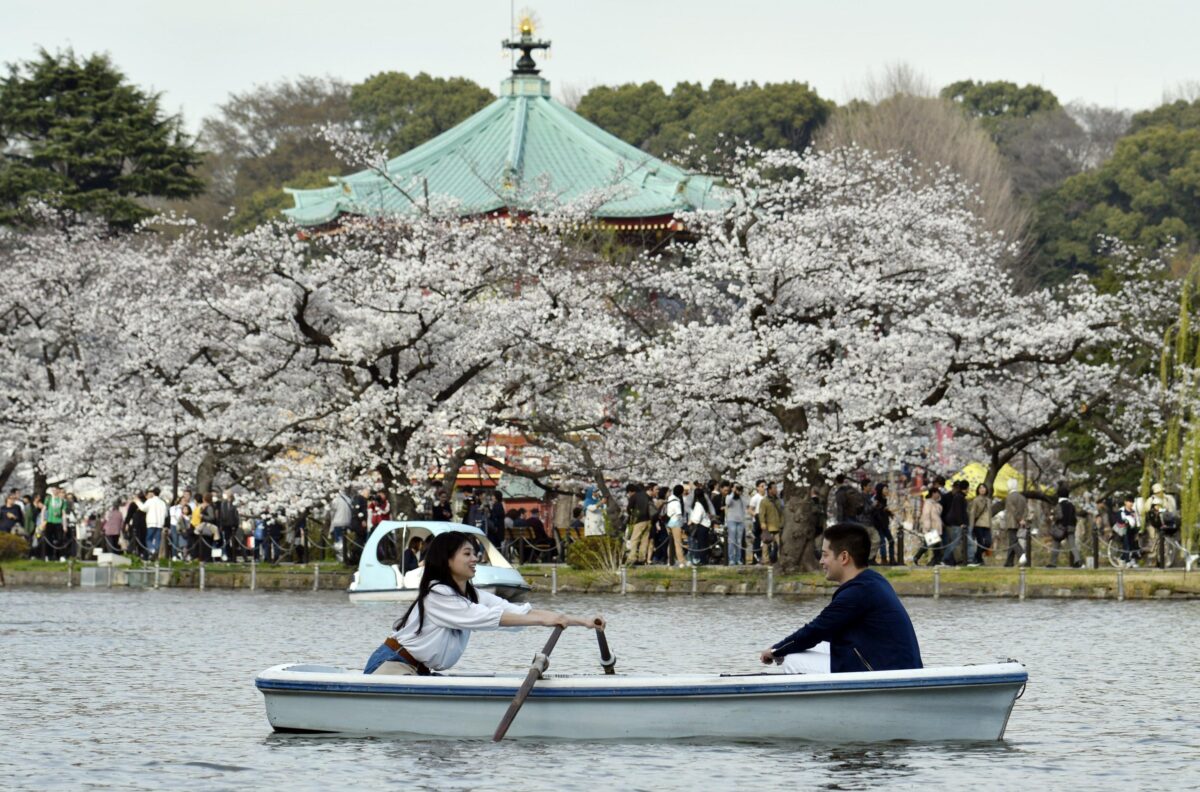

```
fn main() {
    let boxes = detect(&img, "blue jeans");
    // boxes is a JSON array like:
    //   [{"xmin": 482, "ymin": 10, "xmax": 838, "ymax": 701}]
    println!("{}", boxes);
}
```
[
  {"xmin": 941, "ymin": 525, "xmax": 963, "ymax": 564},
  {"xmin": 726, "ymin": 521, "xmax": 745, "ymax": 564},
  {"xmin": 966, "ymin": 528, "xmax": 977, "ymax": 564},
  {"xmin": 364, "ymin": 642, "xmax": 416, "ymax": 675},
  {"xmin": 145, "ymin": 527, "xmax": 161, "ymax": 558}
]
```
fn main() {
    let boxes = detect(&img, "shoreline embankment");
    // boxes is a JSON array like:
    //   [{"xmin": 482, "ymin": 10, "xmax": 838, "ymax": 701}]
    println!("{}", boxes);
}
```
[{"xmin": 1, "ymin": 561, "xmax": 1197, "ymax": 600}]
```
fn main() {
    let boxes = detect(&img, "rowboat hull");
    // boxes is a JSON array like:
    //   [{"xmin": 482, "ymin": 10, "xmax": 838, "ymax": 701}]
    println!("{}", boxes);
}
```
[{"xmin": 256, "ymin": 662, "xmax": 1026, "ymax": 742}]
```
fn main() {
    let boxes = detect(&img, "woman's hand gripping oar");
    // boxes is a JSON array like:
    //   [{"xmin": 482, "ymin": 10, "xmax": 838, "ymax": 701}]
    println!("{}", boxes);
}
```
[
  {"xmin": 493, "ymin": 626, "xmax": 564, "ymax": 742},
  {"xmin": 595, "ymin": 618, "xmax": 616, "ymax": 675}
]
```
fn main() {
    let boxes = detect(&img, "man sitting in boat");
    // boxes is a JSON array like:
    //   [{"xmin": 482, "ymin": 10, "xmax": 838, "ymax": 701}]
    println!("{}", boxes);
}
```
[
  {"xmin": 760, "ymin": 523, "xmax": 922, "ymax": 674},
  {"xmin": 364, "ymin": 530, "xmax": 604, "ymax": 675}
]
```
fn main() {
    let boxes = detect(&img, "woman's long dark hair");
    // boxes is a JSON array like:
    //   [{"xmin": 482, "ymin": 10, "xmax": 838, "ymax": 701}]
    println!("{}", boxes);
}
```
[{"xmin": 393, "ymin": 531, "xmax": 479, "ymax": 634}]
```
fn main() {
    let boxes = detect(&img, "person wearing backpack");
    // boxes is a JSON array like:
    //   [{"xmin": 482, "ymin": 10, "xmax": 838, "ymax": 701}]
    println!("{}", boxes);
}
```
[{"xmin": 1048, "ymin": 485, "xmax": 1081, "ymax": 568}]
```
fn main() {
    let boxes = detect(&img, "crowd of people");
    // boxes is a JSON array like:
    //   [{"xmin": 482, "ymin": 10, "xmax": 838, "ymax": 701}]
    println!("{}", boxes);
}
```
[{"xmin": 0, "ymin": 472, "xmax": 1188, "ymax": 570}]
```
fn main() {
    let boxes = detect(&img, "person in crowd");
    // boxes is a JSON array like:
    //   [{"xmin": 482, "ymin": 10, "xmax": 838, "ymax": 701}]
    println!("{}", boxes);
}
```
[
  {"xmin": 967, "ymin": 483, "xmax": 994, "ymax": 566},
  {"xmin": 0, "ymin": 491, "xmax": 23, "ymax": 534},
  {"xmin": 329, "ymin": 487, "xmax": 354, "ymax": 557},
  {"xmin": 1048, "ymin": 485, "xmax": 1081, "ymax": 568},
  {"xmin": 39, "ymin": 486, "xmax": 68, "ymax": 561},
  {"xmin": 21, "ymin": 494, "xmax": 36, "ymax": 541},
  {"xmin": 583, "ymin": 488, "xmax": 606, "ymax": 537},
  {"xmin": 402, "ymin": 535, "xmax": 424, "ymax": 573},
  {"xmin": 725, "ymin": 483, "xmax": 748, "ymax": 565},
  {"xmin": 938, "ymin": 480, "xmax": 968, "ymax": 566},
  {"xmin": 138, "ymin": 487, "xmax": 169, "ymax": 561},
  {"xmin": 913, "ymin": 488, "xmax": 942, "ymax": 566},
  {"xmin": 868, "ymin": 482, "xmax": 896, "ymax": 565},
  {"xmin": 665, "ymin": 484, "xmax": 687, "ymax": 568},
  {"xmin": 215, "ymin": 491, "xmax": 240, "ymax": 562},
  {"xmin": 758, "ymin": 482, "xmax": 783, "ymax": 565},
  {"xmin": 526, "ymin": 508, "xmax": 554, "ymax": 563},
  {"xmin": 856, "ymin": 478, "xmax": 873, "ymax": 526},
  {"xmin": 123, "ymin": 491, "xmax": 147, "ymax": 560},
  {"xmin": 1003, "ymin": 478, "xmax": 1029, "ymax": 567},
  {"xmin": 168, "ymin": 492, "xmax": 188, "ymax": 560},
  {"xmin": 430, "ymin": 491, "xmax": 453, "ymax": 522},
  {"xmin": 831, "ymin": 474, "xmax": 857, "ymax": 524},
  {"xmin": 197, "ymin": 493, "xmax": 220, "ymax": 560},
  {"xmin": 567, "ymin": 506, "xmax": 584, "ymax": 540},
  {"xmin": 291, "ymin": 510, "xmax": 310, "ymax": 564},
  {"xmin": 649, "ymin": 484, "xmax": 670, "ymax": 564},
  {"xmin": 347, "ymin": 486, "xmax": 370, "ymax": 565},
  {"xmin": 488, "ymin": 493, "xmax": 506, "ymax": 550},
  {"xmin": 759, "ymin": 523, "xmax": 922, "ymax": 674},
  {"xmin": 362, "ymin": 531, "xmax": 605, "ymax": 675},
  {"xmin": 1116, "ymin": 496, "xmax": 1140, "ymax": 567},
  {"xmin": 687, "ymin": 483, "xmax": 715, "ymax": 566},
  {"xmin": 625, "ymin": 482, "xmax": 653, "ymax": 565},
  {"xmin": 748, "ymin": 480, "xmax": 766, "ymax": 564},
  {"xmin": 74, "ymin": 510, "xmax": 95, "ymax": 560},
  {"xmin": 101, "ymin": 500, "xmax": 123, "ymax": 554}
]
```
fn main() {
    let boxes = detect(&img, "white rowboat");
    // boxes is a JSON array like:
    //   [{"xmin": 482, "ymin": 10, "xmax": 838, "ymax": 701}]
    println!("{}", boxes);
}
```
[{"xmin": 256, "ymin": 661, "xmax": 1027, "ymax": 741}]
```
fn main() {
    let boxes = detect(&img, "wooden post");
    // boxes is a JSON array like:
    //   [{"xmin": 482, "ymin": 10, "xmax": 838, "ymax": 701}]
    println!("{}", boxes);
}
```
[
  {"xmin": 313, "ymin": 564, "xmax": 320, "ymax": 591},
  {"xmin": 933, "ymin": 566, "xmax": 940, "ymax": 600},
  {"xmin": 153, "ymin": 561, "xmax": 160, "ymax": 590},
  {"xmin": 550, "ymin": 565, "xmax": 557, "ymax": 596},
  {"xmin": 767, "ymin": 565, "xmax": 774, "ymax": 598},
  {"xmin": 1117, "ymin": 568, "xmax": 1125, "ymax": 601},
  {"xmin": 67, "ymin": 557, "xmax": 73, "ymax": 588},
  {"xmin": 691, "ymin": 565, "xmax": 697, "ymax": 596},
  {"xmin": 250, "ymin": 556, "xmax": 256, "ymax": 591},
  {"xmin": 1019, "ymin": 566, "xmax": 1026, "ymax": 601},
  {"xmin": 199, "ymin": 562, "xmax": 206, "ymax": 590},
  {"xmin": 619, "ymin": 566, "xmax": 627, "ymax": 595}
]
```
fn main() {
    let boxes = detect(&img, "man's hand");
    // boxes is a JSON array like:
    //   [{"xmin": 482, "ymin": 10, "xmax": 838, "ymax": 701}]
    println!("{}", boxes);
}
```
[{"xmin": 759, "ymin": 648, "xmax": 778, "ymax": 665}]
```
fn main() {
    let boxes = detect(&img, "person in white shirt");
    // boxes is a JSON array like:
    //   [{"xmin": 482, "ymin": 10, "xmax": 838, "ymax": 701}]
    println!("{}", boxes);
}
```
[
  {"xmin": 364, "ymin": 531, "xmax": 605, "ymax": 675},
  {"xmin": 137, "ymin": 487, "xmax": 169, "ymax": 560}
]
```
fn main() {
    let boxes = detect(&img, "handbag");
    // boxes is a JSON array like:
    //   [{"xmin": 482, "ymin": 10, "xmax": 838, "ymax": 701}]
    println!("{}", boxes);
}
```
[
  {"xmin": 922, "ymin": 530, "xmax": 941, "ymax": 546},
  {"xmin": 1049, "ymin": 523, "xmax": 1068, "ymax": 541}
]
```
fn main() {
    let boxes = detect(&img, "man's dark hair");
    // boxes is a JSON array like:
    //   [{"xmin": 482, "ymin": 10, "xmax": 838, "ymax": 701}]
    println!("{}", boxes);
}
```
[
  {"xmin": 834, "ymin": 474, "xmax": 846, "ymax": 485},
  {"xmin": 625, "ymin": 483, "xmax": 637, "ymax": 494},
  {"xmin": 824, "ymin": 523, "xmax": 871, "ymax": 568},
  {"xmin": 755, "ymin": 479, "xmax": 766, "ymax": 487},
  {"xmin": 935, "ymin": 476, "xmax": 947, "ymax": 487},
  {"xmin": 150, "ymin": 487, "xmax": 161, "ymax": 496}
]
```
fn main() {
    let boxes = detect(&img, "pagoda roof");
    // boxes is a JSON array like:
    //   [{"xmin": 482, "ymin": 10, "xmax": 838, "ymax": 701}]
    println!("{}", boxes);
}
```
[{"xmin": 284, "ymin": 73, "xmax": 728, "ymax": 227}]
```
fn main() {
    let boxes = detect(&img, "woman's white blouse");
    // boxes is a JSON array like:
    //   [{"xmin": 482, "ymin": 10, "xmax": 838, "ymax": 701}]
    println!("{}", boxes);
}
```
[{"xmin": 390, "ymin": 584, "xmax": 532, "ymax": 670}]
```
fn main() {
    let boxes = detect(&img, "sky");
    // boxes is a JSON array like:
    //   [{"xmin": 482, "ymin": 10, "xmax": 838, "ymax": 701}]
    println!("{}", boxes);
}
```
[{"xmin": 3, "ymin": 0, "xmax": 1197, "ymax": 131}]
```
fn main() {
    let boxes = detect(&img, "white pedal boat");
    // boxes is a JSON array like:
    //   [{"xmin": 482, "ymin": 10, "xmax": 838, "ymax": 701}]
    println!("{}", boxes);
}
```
[
  {"xmin": 348, "ymin": 520, "xmax": 530, "ymax": 603},
  {"xmin": 256, "ymin": 661, "xmax": 1027, "ymax": 741}
]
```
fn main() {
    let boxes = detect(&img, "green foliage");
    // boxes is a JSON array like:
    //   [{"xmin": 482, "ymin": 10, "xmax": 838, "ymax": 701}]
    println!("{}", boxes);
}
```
[
  {"xmin": 1130, "ymin": 98, "xmax": 1200, "ymax": 134},
  {"xmin": 577, "ymin": 80, "xmax": 832, "ymax": 165},
  {"xmin": 564, "ymin": 535, "xmax": 624, "ymax": 571},
  {"xmin": 231, "ymin": 168, "xmax": 338, "ymax": 233},
  {"xmin": 0, "ymin": 532, "xmax": 30, "ymax": 562},
  {"xmin": 1030, "ymin": 124, "xmax": 1200, "ymax": 282},
  {"xmin": 941, "ymin": 79, "xmax": 1060, "ymax": 129},
  {"xmin": 0, "ymin": 49, "xmax": 204, "ymax": 230},
  {"xmin": 349, "ymin": 72, "xmax": 493, "ymax": 156}
]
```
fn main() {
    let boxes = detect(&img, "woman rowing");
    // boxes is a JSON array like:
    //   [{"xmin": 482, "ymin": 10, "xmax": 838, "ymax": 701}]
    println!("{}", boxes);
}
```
[{"xmin": 364, "ymin": 530, "xmax": 604, "ymax": 675}]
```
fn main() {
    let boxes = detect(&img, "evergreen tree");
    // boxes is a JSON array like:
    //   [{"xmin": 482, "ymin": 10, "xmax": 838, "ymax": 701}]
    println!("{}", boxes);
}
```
[{"xmin": 0, "ymin": 49, "xmax": 204, "ymax": 230}]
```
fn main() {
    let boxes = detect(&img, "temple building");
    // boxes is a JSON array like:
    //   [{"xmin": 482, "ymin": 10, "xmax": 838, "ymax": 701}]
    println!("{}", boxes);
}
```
[{"xmin": 284, "ymin": 18, "xmax": 726, "ymax": 230}]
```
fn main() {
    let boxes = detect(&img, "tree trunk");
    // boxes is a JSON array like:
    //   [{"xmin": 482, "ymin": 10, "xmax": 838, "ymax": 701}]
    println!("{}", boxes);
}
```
[
  {"xmin": 195, "ymin": 449, "xmax": 218, "ymax": 495},
  {"xmin": 775, "ymin": 406, "xmax": 821, "ymax": 572},
  {"xmin": 0, "ymin": 449, "xmax": 19, "ymax": 493}
]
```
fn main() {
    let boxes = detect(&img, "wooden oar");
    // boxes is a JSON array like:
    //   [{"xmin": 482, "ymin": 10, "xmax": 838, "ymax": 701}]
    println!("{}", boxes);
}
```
[
  {"xmin": 492, "ymin": 625, "xmax": 564, "ymax": 742},
  {"xmin": 595, "ymin": 618, "xmax": 616, "ymax": 675}
]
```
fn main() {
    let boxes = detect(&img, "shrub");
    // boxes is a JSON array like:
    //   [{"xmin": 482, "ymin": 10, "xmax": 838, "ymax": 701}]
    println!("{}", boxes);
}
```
[
  {"xmin": 0, "ymin": 532, "xmax": 30, "ymax": 562},
  {"xmin": 565, "ymin": 535, "xmax": 624, "ymax": 571}
]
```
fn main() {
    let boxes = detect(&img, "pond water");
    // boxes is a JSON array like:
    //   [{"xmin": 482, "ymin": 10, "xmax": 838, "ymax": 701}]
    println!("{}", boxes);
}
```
[{"xmin": 1, "ymin": 587, "xmax": 1196, "ymax": 791}]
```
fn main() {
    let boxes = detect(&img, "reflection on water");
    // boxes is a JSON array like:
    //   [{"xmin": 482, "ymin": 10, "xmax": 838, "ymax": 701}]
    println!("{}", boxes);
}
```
[{"xmin": 1, "ymin": 588, "xmax": 1197, "ymax": 791}]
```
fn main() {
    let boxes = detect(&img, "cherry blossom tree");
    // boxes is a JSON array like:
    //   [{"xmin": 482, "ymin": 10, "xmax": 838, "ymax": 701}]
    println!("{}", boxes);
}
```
[{"xmin": 607, "ymin": 146, "xmax": 1156, "ymax": 570}]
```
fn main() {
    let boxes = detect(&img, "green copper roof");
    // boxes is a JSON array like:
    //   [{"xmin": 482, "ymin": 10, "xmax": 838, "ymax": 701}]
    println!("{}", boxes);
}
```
[{"xmin": 284, "ymin": 74, "xmax": 727, "ymax": 226}]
